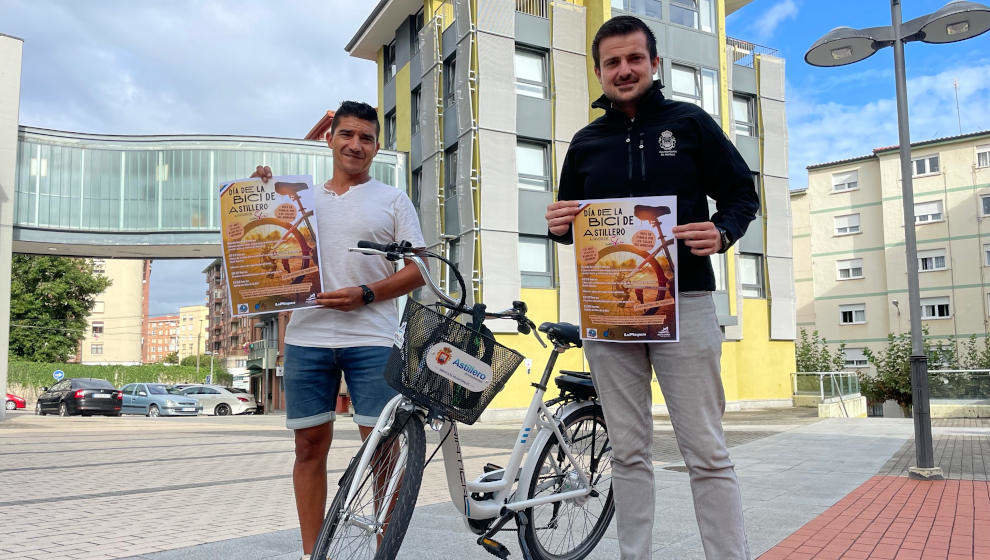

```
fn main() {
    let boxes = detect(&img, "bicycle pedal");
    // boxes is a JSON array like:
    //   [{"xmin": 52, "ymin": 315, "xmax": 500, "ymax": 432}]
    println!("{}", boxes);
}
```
[
  {"xmin": 480, "ymin": 537, "xmax": 510, "ymax": 559},
  {"xmin": 484, "ymin": 462, "xmax": 502, "ymax": 473}
]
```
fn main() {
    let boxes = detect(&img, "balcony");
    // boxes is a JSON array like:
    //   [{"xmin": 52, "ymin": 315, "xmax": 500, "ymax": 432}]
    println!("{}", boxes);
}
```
[
  {"xmin": 516, "ymin": 0, "xmax": 548, "ymax": 18},
  {"xmin": 247, "ymin": 339, "xmax": 278, "ymax": 370},
  {"xmin": 726, "ymin": 37, "xmax": 779, "ymax": 68}
]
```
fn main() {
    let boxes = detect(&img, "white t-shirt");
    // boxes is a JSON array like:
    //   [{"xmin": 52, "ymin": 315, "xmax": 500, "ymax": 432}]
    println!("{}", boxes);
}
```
[{"xmin": 284, "ymin": 178, "xmax": 426, "ymax": 348}]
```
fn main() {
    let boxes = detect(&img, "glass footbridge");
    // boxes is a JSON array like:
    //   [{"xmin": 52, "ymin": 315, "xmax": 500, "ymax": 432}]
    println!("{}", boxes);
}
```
[{"xmin": 13, "ymin": 127, "xmax": 407, "ymax": 258}]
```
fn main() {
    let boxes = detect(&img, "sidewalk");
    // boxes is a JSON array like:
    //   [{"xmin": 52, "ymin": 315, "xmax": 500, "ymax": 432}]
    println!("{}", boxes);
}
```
[
  {"xmin": 758, "ymin": 419, "xmax": 990, "ymax": 560},
  {"xmin": 119, "ymin": 413, "xmax": 920, "ymax": 560}
]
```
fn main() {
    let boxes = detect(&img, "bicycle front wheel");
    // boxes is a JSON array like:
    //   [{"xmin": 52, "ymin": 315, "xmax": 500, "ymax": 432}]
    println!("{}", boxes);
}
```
[
  {"xmin": 520, "ymin": 404, "xmax": 614, "ymax": 560},
  {"xmin": 312, "ymin": 410, "xmax": 426, "ymax": 560}
]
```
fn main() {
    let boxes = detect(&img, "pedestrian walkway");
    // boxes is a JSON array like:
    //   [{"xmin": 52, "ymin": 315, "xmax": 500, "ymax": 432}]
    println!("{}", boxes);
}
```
[{"xmin": 758, "ymin": 419, "xmax": 990, "ymax": 560}]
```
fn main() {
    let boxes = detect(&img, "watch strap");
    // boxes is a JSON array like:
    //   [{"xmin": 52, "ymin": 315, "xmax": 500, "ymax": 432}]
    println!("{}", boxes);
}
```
[{"xmin": 359, "ymin": 284, "xmax": 375, "ymax": 304}]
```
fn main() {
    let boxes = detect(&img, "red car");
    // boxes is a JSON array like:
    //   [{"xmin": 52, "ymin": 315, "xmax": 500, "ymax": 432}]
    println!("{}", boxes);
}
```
[{"xmin": 6, "ymin": 393, "xmax": 26, "ymax": 410}]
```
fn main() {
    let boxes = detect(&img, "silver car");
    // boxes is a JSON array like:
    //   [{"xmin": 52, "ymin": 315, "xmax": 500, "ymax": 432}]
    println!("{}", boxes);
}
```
[{"xmin": 179, "ymin": 385, "xmax": 257, "ymax": 416}]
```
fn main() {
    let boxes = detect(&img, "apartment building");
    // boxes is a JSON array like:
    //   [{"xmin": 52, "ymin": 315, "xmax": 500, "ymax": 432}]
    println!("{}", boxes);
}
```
[
  {"xmin": 203, "ymin": 258, "xmax": 251, "ymax": 373},
  {"xmin": 794, "ymin": 130, "xmax": 990, "ymax": 370},
  {"xmin": 143, "ymin": 314, "xmax": 178, "ymax": 363},
  {"xmin": 76, "ymin": 259, "xmax": 148, "ymax": 365},
  {"xmin": 178, "ymin": 304, "xmax": 209, "ymax": 361},
  {"xmin": 346, "ymin": 0, "xmax": 796, "ymax": 412}
]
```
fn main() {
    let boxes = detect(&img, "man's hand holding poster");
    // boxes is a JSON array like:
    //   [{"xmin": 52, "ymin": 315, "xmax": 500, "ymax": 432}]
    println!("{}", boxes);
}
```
[
  {"xmin": 219, "ymin": 174, "xmax": 322, "ymax": 317},
  {"xmin": 573, "ymin": 196, "xmax": 678, "ymax": 342}
]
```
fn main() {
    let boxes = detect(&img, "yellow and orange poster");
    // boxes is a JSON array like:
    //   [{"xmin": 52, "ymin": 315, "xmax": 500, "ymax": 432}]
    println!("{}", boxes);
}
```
[
  {"xmin": 573, "ymin": 196, "xmax": 678, "ymax": 342},
  {"xmin": 219, "ymin": 175, "xmax": 322, "ymax": 317}
]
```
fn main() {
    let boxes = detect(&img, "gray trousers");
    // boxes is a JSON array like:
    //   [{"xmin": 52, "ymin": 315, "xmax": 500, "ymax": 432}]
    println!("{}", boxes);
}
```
[{"xmin": 584, "ymin": 293, "xmax": 749, "ymax": 560}]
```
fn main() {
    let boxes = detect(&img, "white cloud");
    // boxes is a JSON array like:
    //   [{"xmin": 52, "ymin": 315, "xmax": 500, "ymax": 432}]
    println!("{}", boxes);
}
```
[
  {"xmin": 750, "ymin": 0, "xmax": 799, "ymax": 43},
  {"xmin": 787, "ymin": 61, "xmax": 990, "ymax": 188}
]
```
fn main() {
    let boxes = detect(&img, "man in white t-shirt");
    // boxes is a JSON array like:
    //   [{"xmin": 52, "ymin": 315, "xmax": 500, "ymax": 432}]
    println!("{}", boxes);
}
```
[{"xmin": 252, "ymin": 101, "xmax": 425, "ymax": 560}]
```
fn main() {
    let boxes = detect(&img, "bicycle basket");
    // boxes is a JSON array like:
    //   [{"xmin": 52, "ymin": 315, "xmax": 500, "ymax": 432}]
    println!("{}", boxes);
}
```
[{"xmin": 385, "ymin": 299, "xmax": 524, "ymax": 425}]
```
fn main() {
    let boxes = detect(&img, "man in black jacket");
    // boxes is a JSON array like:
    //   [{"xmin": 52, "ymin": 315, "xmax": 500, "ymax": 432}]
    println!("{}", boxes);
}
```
[{"xmin": 545, "ymin": 16, "xmax": 758, "ymax": 560}]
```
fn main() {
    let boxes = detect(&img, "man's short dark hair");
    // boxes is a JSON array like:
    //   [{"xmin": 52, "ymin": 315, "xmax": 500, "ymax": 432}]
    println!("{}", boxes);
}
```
[
  {"xmin": 591, "ymin": 15, "xmax": 658, "ymax": 69},
  {"xmin": 330, "ymin": 101, "xmax": 380, "ymax": 139}
]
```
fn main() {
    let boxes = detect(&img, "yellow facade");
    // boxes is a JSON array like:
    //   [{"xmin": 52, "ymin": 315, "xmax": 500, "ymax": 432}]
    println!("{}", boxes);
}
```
[
  {"xmin": 79, "ymin": 259, "xmax": 145, "ymax": 365},
  {"xmin": 356, "ymin": 0, "xmax": 794, "ymax": 412},
  {"xmin": 178, "ymin": 305, "xmax": 209, "ymax": 361}
]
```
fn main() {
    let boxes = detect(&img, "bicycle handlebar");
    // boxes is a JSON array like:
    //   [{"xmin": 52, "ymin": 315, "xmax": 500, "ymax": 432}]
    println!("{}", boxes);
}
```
[{"xmin": 349, "ymin": 240, "xmax": 546, "ymax": 348}]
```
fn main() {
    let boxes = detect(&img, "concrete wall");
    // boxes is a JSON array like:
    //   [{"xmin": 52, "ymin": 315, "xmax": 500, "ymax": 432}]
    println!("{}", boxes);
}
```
[
  {"xmin": 77, "ymin": 259, "xmax": 145, "ymax": 365},
  {"xmin": 0, "ymin": 34, "xmax": 23, "ymax": 422}
]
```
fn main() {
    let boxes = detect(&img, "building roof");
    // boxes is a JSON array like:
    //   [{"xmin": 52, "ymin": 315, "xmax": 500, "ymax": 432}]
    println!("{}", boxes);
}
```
[
  {"xmin": 304, "ymin": 110, "xmax": 335, "ymax": 141},
  {"xmin": 725, "ymin": 0, "xmax": 756, "ymax": 15},
  {"xmin": 807, "ymin": 129, "xmax": 990, "ymax": 171},
  {"xmin": 346, "ymin": 0, "xmax": 423, "ymax": 61}
]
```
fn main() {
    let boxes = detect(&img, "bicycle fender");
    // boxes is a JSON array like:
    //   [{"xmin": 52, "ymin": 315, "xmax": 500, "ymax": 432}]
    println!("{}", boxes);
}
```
[
  {"xmin": 515, "ymin": 400, "xmax": 596, "ymax": 499},
  {"xmin": 439, "ymin": 421, "xmax": 471, "ymax": 519}
]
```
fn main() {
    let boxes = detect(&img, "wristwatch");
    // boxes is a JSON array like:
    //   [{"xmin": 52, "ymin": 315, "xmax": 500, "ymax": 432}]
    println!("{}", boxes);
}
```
[
  {"xmin": 716, "ymin": 226, "xmax": 733, "ymax": 253},
  {"xmin": 359, "ymin": 284, "xmax": 375, "ymax": 305}
]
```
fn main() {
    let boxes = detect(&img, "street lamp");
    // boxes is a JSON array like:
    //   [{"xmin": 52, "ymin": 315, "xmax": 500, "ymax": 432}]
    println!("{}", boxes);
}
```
[{"xmin": 805, "ymin": 0, "xmax": 990, "ymax": 480}]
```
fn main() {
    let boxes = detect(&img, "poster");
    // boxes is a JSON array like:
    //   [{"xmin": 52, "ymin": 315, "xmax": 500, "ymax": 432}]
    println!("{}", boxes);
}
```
[
  {"xmin": 219, "ymin": 174, "xmax": 322, "ymax": 317},
  {"xmin": 573, "ymin": 196, "xmax": 678, "ymax": 342}
]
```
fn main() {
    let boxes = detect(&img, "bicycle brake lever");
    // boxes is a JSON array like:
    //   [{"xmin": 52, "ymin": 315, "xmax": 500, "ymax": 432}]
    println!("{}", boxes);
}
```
[{"xmin": 530, "ymin": 320, "xmax": 547, "ymax": 348}]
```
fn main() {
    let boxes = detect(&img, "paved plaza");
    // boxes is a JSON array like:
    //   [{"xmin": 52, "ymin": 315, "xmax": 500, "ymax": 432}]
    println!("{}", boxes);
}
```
[{"xmin": 1, "ymin": 408, "xmax": 986, "ymax": 559}]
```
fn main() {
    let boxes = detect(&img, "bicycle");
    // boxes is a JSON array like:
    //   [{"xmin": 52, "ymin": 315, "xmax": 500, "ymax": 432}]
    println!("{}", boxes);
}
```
[{"xmin": 312, "ymin": 240, "xmax": 614, "ymax": 560}]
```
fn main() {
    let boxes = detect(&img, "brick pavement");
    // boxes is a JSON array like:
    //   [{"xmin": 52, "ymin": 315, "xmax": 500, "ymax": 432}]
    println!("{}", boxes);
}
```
[
  {"xmin": 759, "ymin": 419, "xmax": 990, "ymax": 560},
  {"xmin": 0, "ymin": 407, "xmax": 817, "ymax": 560}
]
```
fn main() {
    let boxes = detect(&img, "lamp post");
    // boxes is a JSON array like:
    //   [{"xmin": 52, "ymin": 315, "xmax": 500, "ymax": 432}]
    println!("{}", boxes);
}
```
[{"xmin": 805, "ymin": 0, "xmax": 990, "ymax": 480}]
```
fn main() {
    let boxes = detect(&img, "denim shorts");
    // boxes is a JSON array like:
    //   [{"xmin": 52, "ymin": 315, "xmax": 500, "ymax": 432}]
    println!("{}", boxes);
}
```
[{"xmin": 283, "ymin": 344, "xmax": 397, "ymax": 429}]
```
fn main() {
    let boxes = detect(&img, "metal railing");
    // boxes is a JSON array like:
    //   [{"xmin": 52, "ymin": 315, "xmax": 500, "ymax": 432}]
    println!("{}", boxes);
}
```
[
  {"xmin": 727, "ymin": 37, "xmax": 780, "ymax": 68},
  {"xmin": 793, "ymin": 372, "xmax": 860, "ymax": 417},
  {"xmin": 516, "ymin": 0, "xmax": 549, "ymax": 18},
  {"xmin": 928, "ymin": 370, "xmax": 990, "ymax": 401}
]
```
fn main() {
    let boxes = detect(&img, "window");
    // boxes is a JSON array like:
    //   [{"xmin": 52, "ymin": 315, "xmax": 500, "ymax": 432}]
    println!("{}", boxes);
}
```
[
  {"xmin": 914, "ymin": 200, "xmax": 943, "ymax": 223},
  {"xmin": 520, "ymin": 235, "xmax": 554, "ymax": 288},
  {"xmin": 91, "ymin": 344, "xmax": 103, "ymax": 355},
  {"xmin": 92, "ymin": 322, "xmax": 104, "ymax": 335},
  {"xmin": 978, "ymin": 145, "xmax": 990, "ymax": 168},
  {"xmin": 831, "ymin": 170, "xmax": 859, "ymax": 192},
  {"xmin": 444, "ymin": 147, "xmax": 458, "ymax": 232},
  {"xmin": 93, "ymin": 301, "xmax": 105, "ymax": 313},
  {"xmin": 917, "ymin": 249, "xmax": 947, "ymax": 272},
  {"xmin": 834, "ymin": 213, "xmax": 861, "ymax": 235},
  {"xmin": 732, "ymin": 94, "xmax": 756, "ymax": 137},
  {"xmin": 671, "ymin": 0, "xmax": 714, "ymax": 32},
  {"xmin": 446, "ymin": 238, "xmax": 461, "ymax": 293},
  {"xmin": 517, "ymin": 141, "xmax": 550, "ymax": 191},
  {"xmin": 384, "ymin": 110, "xmax": 396, "ymax": 150},
  {"xmin": 671, "ymin": 64, "xmax": 718, "ymax": 116},
  {"xmin": 443, "ymin": 57, "xmax": 456, "ymax": 105},
  {"xmin": 91, "ymin": 259, "xmax": 106, "ymax": 275},
  {"xmin": 839, "ymin": 303, "xmax": 866, "ymax": 325},
  {"xmin": 611, "ymin": 0, "xmax": 661, "ymax": 19},
  {"xmin": 836, "ymin": 258, "xmax": 864, "ymax": 280},
  {"xmin": 738, "ymin": 253, "xmax": 764, "ymax": 298},
  {"xmin": 984, "ymin": 243, "xmax": 990, "ymax": 266},
  {"xmin": 410, "ymin": 169, "xmax": 422, "ymax": 208},
  {"xmin": 710, "ymin": 253, "xmax": 727, "ymax": 291},
  {"xmin": 515, "ymin": 48, "xmax": 548, "ymax": 99},
  {"xmin": 912, "ymin": 154, "xmax": 940, "ymax": 176},
  {"xmin": 411, "ymin": 87, "xmax": 421, "ymax": 135},
  {"xmin": 383, "ymin": 41, "xmax": 397, "ymax": 83},
  {"xmin": 920, "ymin": 296, "xmax": 951, "ymax": 319},
  {"xmin": 410, "ymin": 8, "xmax": 424, "ymax": 54},
  {"xmin": 843, "ymin": 348, "xmax": 869, "ymax": 368}
]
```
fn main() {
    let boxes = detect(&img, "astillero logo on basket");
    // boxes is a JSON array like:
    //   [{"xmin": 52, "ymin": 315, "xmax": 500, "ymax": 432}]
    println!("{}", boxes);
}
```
[{"xmin": 425, "ymin": 343, "xmax": 493, "ymax": 393}]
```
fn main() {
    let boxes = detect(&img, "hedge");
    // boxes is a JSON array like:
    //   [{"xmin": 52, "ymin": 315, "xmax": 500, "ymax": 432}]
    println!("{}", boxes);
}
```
[{"xmin": 8, "ymin": 361, "xmax": 233, "ymax": 389}]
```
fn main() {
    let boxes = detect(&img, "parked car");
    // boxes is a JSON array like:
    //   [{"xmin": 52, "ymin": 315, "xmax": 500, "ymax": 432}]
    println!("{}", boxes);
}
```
[
  {"xmin": 5, "ymin": 393, "xmax": 26, "ymax": 410},
  {"xmin": 178, "ymin": 385, "xmax": 257, "ymax": 416},
  {"xmin": 227, "ymin": 387, "xmax": 263, "ymax": 414},
  {"xmin": 120, "ymin": 383, "xmax": 202, "ymax": 417},
  {"xmin": 35, "ymin": 378, "xmax": 121, "ymax": 417}
]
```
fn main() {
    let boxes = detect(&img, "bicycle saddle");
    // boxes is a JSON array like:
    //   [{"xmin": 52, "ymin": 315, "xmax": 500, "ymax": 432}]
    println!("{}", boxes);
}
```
[
  {"xmin": 633, "ymin": 204, "xmax": 671, "ymax": 222},
  {"xmin": 538, "ymin": 322, "xmax": 582, "ymax": 348},
  {"xmin": 274, "ymin": 181, "xmax": 309, "ymax": 195}
]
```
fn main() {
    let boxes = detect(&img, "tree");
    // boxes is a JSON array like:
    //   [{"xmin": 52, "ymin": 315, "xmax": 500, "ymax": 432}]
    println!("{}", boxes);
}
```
[
  {"xmin": 795, "ymin": 329, "xmax": 846, "ymax": 372},
  {"xmin": 862, "ymin": 327, "xmax": 959, "ymax": 415},
  {"xmin": 163, "ymin": 352, "xmax": 179, "ymax": 364},
  {"xmin": 179, "ymin": 354, "xmax": 227, "ymax": 374},
  {"xmin": 9, "ymin": 256, "xmax": 111, "ymax": 362}
]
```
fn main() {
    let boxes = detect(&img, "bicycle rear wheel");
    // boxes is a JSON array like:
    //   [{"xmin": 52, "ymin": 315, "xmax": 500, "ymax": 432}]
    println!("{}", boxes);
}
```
[
  {"xmin": 312, "ymin": 410, "xmax": 426, "ymax": 560},
  {"xmin": 520, "ymin": 404, "xmax": 614, "ymax": 560}
]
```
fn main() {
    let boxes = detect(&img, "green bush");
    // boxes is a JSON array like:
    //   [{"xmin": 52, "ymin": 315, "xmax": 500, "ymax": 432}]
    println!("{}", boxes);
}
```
[{"xmin": 8, "ymin": 360, "xmax": 232, "ymax": 389}]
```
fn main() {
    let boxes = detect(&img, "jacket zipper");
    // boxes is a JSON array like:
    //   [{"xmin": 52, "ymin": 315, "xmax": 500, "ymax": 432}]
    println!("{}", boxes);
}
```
[
  {"xmin": 625, "ymin": 128, "xmax": 633, "ymax": 182},
  {"xmin": 639, "ymin": 131, "xmax": 646, "ymax": 180}
]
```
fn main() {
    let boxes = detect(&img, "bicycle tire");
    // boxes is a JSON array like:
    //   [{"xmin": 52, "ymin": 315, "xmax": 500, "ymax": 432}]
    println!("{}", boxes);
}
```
[
  {"xmin": 594, "ymin": 244, "xmax": 671, "ymax": 316},
  {"xmin": 240, "ymin": 217, "xmax": 317, "ymax": 285},
  {"xmin": 520, "ymin": 404, "xmax": 614, "ymax": 560},
  {"xmin": 312, "ymin": 410, "xmax": 426, "ymax": 560}
]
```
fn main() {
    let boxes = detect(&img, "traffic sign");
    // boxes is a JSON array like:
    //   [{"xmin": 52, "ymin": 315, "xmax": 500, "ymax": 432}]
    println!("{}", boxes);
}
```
[{"xmin": 53, "ymin": 370, "xmax": 64, "ymax": 381}]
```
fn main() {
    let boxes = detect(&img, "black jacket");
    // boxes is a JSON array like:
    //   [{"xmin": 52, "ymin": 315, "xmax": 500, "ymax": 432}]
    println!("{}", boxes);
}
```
[{"xmin": 550, "ymin": 82, "xmax": 759, "ymax": 292}]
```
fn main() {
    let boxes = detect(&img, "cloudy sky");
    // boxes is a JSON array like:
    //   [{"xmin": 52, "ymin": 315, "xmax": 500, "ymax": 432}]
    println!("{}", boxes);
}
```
[{"xmin": 4, "ymin": 0, "xmax": 990, "ymax": 315}]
